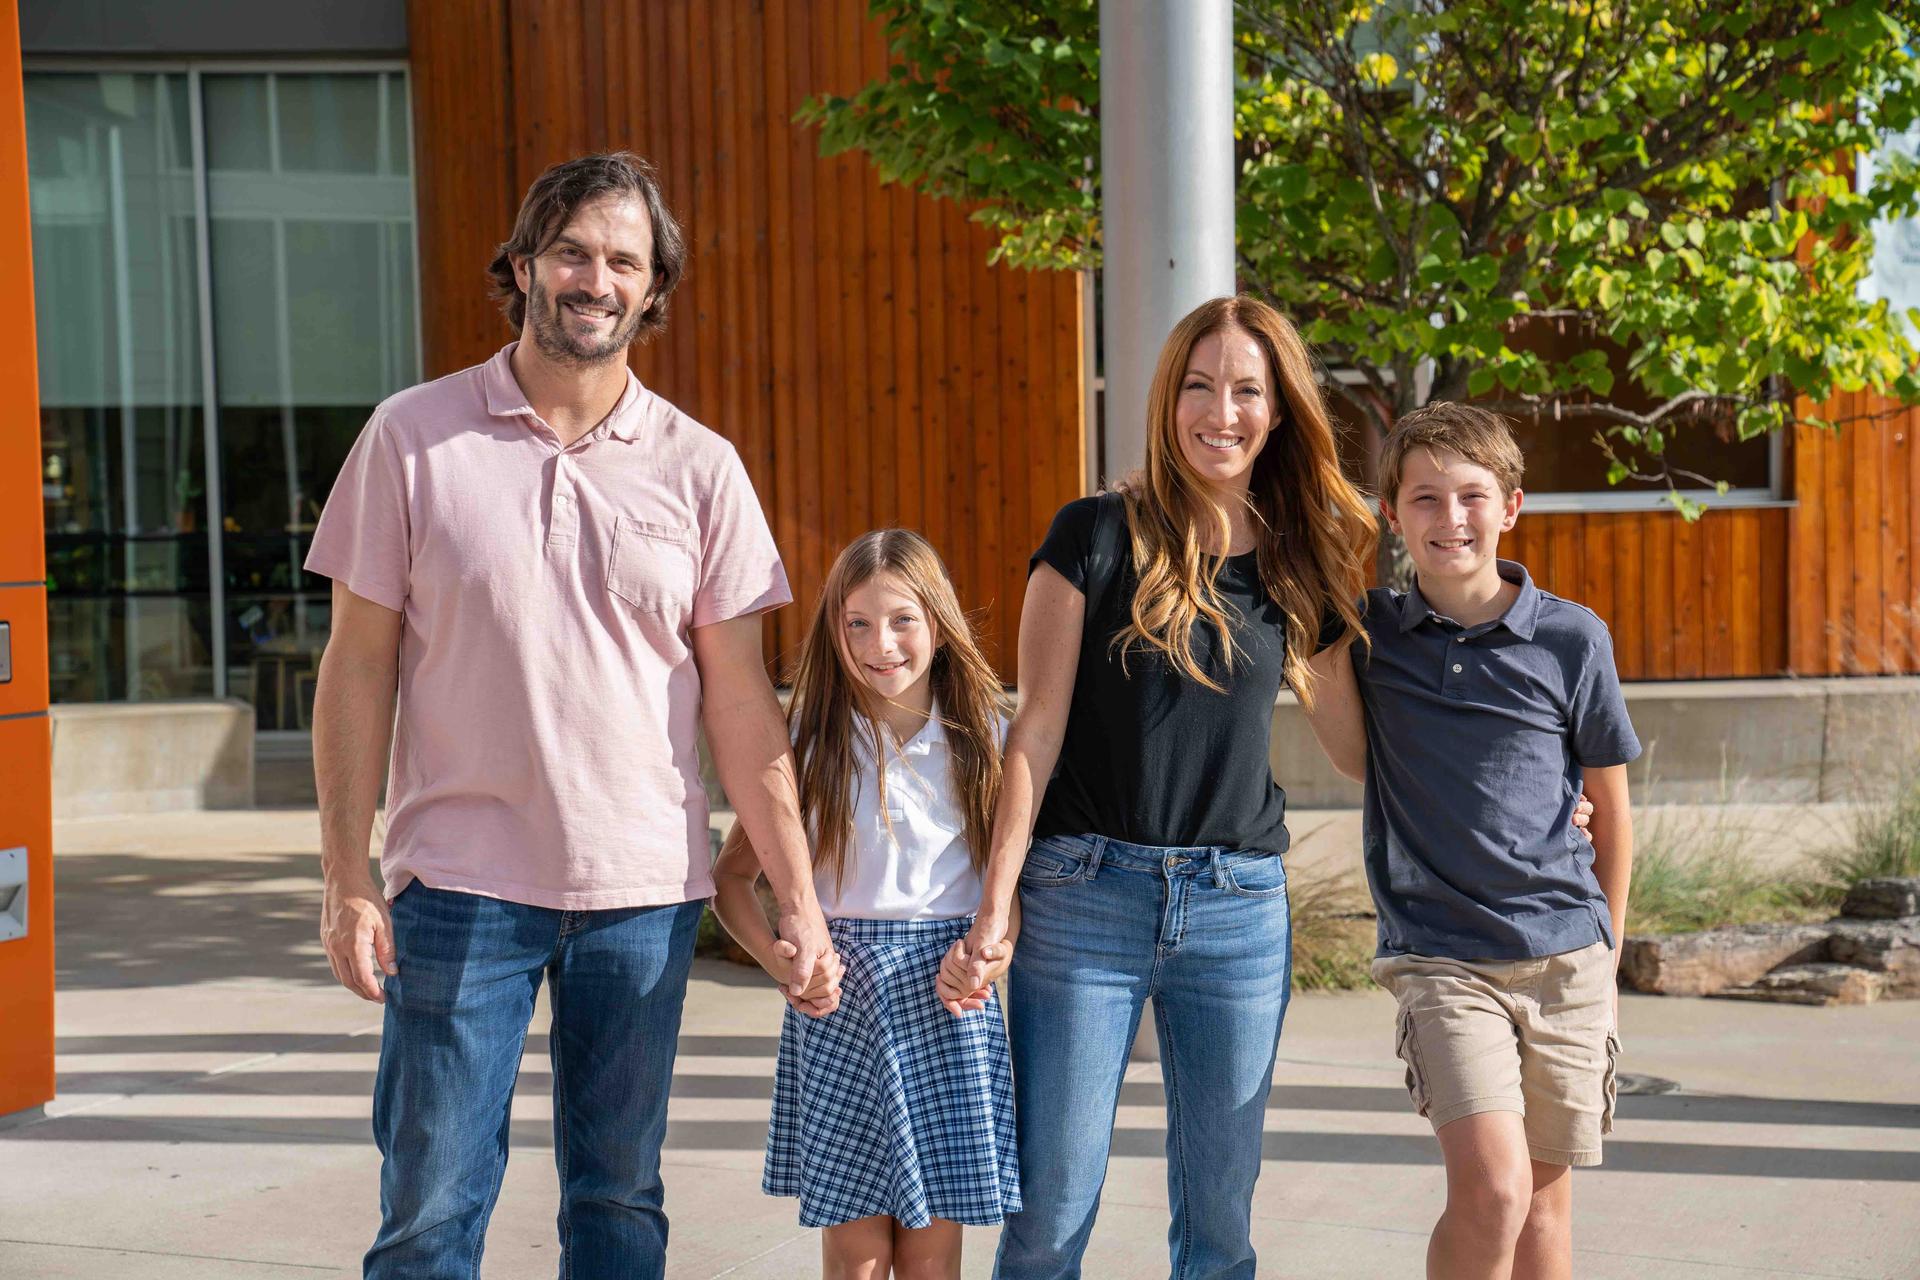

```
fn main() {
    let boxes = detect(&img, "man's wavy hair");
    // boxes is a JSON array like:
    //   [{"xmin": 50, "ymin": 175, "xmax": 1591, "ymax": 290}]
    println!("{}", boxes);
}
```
[{"xmin": 486, "ymin": 152, "xmax": 687, "ymax": 337}]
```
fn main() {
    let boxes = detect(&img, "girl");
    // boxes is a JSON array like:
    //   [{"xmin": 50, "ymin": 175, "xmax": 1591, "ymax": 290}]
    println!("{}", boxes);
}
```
[
  {"xmin": 965, "ymin": 295, "xmax": 1378, "ymax": 1279},
  {"xmin": 712, "ymin": 529, "xmax": 1020, "ymax": 1280}
]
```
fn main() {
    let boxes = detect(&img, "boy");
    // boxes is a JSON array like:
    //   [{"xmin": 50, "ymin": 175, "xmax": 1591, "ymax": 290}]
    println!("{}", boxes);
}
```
[{"xmin": 1303, "ymin": 402, "xmax": 1638, "ymax": 1280}]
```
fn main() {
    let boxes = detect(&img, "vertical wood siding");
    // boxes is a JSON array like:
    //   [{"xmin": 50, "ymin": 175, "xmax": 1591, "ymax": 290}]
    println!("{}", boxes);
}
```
[{"xmin": 408, "ymin": 0, "xmax": 1085, "ymax": 676}]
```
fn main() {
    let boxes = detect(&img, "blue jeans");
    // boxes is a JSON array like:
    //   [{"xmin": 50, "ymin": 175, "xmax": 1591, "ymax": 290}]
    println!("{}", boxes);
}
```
[
  {"xmin": 364, "ymin": 883, "xmax": 705, "ymax": 1280},
  {"xmin": 993, "ymin": 834, "xmax": 1293, "ymax": 1280}
]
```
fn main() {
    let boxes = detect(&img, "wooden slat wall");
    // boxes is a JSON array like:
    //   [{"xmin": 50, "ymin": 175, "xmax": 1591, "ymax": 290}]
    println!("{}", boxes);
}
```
[
  {"xmin": 1787, "ymin": 393, "xmax": 1919, "ymax": 675},
  {"xmin": 1502, "ymin": 508, "xmax": 1793, "ymax": 680},
  {"xmin": 407, "ymin": 0, "xmax": 1085, "ymax": 677},
  {"xmin": 1504, "ymin": 390, "xmax": 1917, "ymax": 680}
]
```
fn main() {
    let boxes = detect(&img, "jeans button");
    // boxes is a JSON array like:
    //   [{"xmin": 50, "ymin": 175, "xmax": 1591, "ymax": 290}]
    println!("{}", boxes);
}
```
[{"xmin": 1168, "ymin": 855, "xmax": 1187, "ymax": 867}]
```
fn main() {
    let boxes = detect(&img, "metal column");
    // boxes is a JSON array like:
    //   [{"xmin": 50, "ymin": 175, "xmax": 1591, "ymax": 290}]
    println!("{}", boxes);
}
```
[{"xmin": 1098, "ymin": 0, "xmax": 1237, "ymax": 481}]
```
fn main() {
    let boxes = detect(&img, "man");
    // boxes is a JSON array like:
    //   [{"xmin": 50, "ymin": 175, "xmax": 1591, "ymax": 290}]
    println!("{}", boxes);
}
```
[{"xmin": 308, "ymin": 151, "xmax": 835, "ymax": 1279}]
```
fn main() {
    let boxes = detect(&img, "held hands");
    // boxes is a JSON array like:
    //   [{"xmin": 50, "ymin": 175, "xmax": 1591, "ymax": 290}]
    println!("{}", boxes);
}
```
[
  {"xmin": 767, "ymin": 937, "xmax": 843, "ymax": 1017},
  {"xmin": 937, "ymin": 934, "xmax": 1014, "ymax": 1017},
  {"xmin": 321, "ymin": 877, "xmax": 397, "ymax": 1003}
]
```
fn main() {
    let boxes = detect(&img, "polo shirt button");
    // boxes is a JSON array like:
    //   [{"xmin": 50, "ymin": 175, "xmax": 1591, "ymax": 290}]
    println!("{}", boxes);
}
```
[{"xmin": 1451, "ymin": 663, "xmax": 1463, "ymax": 673}]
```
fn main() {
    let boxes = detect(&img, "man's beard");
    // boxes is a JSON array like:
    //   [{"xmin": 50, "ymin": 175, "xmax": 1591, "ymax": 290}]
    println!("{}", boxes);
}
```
[{"xmin": 525, "ymin": 274, "xmax": 645, "ymax": 366}]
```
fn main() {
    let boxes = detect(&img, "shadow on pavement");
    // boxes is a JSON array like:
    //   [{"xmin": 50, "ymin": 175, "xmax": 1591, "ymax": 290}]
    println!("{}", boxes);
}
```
[
  {"xmin": 55, "ymin": 852, "xmax": 332, "ymax": 990},
  {"xmin": 8, "ymin": 1111, "xmax": 1917, "ymax": 1181}
]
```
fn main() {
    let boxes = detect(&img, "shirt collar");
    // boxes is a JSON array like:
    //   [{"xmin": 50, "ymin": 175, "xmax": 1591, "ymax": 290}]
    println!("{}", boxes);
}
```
[
  {"xmin": 482, "ymin": 342, "xmax": 648, "ymax": 440},
  {"xmin": 859, "ymin": 699, "xmax": 948, "ymax": 762},
  {"xmin": 1398, "ymin": 559, "xmax": 1539, "ymax": 640}
]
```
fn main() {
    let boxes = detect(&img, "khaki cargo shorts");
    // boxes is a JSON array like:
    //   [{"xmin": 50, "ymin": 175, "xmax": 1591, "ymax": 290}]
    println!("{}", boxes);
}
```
[{"xmin": 1371, "ymin": 941, "xmax": 1620, "ymax": 1167}]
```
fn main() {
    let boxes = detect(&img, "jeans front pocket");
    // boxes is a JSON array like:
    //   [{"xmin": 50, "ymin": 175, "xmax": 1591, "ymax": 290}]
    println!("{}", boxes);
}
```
[
  {"xmin": 1018, "ymin": 835, "xmax": 1095, "ymax": 887},
  {"xmin": 1217, "ymin": 852, "xmax": 1288, "ymax": 900},
  {"xmin": 607, "ymin": 515, "xmax": 695, "ymax": 614}
]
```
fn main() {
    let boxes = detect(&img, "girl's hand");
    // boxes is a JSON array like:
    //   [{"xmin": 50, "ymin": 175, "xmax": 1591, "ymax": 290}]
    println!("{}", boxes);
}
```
[
  {"xmin": 769, "ymin": 938, "xmax": 843, "ymax": 1018},
  {"xmin": 937, "ymin": 937, "xmax": 1011, "ymax": 1017}
]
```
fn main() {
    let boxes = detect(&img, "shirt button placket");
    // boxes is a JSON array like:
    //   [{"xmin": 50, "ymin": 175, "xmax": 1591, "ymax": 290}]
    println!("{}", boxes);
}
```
[{"xmin": 549, "ymin": 456, "xmax": 579, "ymax": 550}]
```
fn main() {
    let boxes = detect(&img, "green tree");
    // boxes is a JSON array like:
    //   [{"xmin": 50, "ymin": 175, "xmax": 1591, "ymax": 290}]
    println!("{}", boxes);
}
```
[{"xmin": 802, "ymin": 0, "xmax": 1920, "ymax": 515}]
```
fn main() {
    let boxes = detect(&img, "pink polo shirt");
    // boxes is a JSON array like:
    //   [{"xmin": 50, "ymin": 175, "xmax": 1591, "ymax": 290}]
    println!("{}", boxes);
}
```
[{"xmin": 306, "ymin": 344, "xmax": 792, "ymax": 909}]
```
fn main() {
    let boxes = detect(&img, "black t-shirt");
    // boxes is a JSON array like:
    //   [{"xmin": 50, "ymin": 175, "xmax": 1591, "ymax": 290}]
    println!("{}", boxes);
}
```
[{"xmin": 1030, "ymin": 493, "xmax": 1296, "ymax": 855}]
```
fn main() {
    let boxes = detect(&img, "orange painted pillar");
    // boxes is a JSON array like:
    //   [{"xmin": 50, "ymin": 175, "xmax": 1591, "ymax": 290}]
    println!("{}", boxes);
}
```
[{"xmin": 0, "ymin": 1, "xmax": 55, "ymax": 1121}]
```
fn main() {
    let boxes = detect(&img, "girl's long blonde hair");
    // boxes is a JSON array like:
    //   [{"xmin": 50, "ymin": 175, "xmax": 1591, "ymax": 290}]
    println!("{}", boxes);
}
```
[
  {"xmin": 788, "ymin": 529, "xmax": 1005, "ymax": 890},
  {"xmin": 1115, "ymin": 295, "xmax": 1376, "ymax": 707}
]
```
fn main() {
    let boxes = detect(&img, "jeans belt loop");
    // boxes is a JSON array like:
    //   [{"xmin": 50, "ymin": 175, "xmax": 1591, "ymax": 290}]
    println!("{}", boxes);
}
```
[
  {"xmin": 1086, "ymin": 834, "xmax": 1109, "ymax": 880},
  {"xmin": 1209, "ymin": 848, "xmax": 1229, "ymax": 890}
]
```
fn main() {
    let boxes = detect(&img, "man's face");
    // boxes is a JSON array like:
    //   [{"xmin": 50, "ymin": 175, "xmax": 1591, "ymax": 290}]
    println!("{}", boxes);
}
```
[{"xmin": 513, "ymin": 195, "xmax": 656, "ymax": 366}]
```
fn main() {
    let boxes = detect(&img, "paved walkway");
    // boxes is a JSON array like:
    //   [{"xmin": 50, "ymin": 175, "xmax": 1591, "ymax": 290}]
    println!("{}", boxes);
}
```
[{"xmin": 3, "ymin": 810, "xmax": 1917, "ymax": 1279}]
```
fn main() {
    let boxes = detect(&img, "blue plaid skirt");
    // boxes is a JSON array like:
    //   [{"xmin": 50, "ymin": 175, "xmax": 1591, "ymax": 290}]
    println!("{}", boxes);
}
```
[{"xmin": 763, "ymin": 914, "xmax": 1021, "ymax": 1228}]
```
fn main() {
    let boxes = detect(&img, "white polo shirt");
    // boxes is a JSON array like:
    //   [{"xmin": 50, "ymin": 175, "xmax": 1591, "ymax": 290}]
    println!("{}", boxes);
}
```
[{"xmin": 814, "ymin": 704, "xmax": 1006, "ymax": 921}]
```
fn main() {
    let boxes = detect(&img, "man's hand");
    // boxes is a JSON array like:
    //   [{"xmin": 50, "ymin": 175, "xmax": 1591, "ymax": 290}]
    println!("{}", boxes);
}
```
[
  {"xmin": 322, "ymin": 876, "xmax": 397, "ymax": 1002},
  {"xmin": 770, "ymin": 938, "xmax": 843, "ymax": 1017},
  {"xmin": 776, "ymin": 899, "xmax": 834, "ymax": 999}
]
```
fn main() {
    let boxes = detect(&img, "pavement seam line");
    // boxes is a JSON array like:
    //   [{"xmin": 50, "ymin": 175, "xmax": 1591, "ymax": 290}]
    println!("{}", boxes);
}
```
[
  {"xmin": 0, "ymin": 1237, "xmax": 342, "ymax": 1272},
  {"xmin": 705, "ymin": 1229, "xmax": 816, "ymax": 1277}
]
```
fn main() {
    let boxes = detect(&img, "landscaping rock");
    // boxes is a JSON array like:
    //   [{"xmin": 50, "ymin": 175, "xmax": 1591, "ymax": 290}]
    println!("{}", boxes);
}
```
[
  {"xmin": 1841, "ymin": 878, "xmax": 1920, "ymax": 920},
  {"xmin": 1826, "ymin": 917, "xmax": 1920, "ymax": 997},
  {"xmin": 1714, "ymin": 963, "xmax": 1889, "ymax": 1006},
  {"xmin": 1619, "ymin": 923, "xmax": 1829, "ymax": 996}
]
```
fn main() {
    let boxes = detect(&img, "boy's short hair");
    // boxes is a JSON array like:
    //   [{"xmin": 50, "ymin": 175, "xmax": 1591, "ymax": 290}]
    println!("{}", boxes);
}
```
[{"xmin": 1378, "ymin": 402, "xmax": 1526, "ymax": 506}]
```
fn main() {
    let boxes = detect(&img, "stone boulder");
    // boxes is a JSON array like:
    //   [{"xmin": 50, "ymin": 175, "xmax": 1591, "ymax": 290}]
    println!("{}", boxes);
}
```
[
  {"xmin": 1714, "ymin": 963, "xmax": 1889, "ymax": 1006},
  {"xmin": 1841, "ymin": 878, "xmax": 1920, "ymax": 920},
  {"xmin": 1619, "ymin": 923, "xmax": 1830, "ymax": 996},
  {"xmin": 1827, "ymin": 918, "xmax": 1920, "ymax": 998}
]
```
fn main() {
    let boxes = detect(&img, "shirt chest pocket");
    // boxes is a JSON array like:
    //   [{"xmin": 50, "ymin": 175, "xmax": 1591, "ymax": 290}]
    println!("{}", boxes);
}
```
[{"xmin": 607, "ymin": 516, "xmax": 696, "ymax": 615}]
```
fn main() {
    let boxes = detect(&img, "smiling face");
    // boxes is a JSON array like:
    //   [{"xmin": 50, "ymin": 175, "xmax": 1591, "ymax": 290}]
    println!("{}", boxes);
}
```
[
  {"xmin": 1172, "ymin": 325, "xmax": 1277, "ymax": 495},
  {"xmin": 513, "ymin": 194, "xmax": 656, "ymax": 366},
  {"xmin": 1385, "ymin": 446, "xmax": 1523, "ymax": 584},
  {"xmin": 837, "ymin": 571, "xmax": 938, "ymax": 713}
]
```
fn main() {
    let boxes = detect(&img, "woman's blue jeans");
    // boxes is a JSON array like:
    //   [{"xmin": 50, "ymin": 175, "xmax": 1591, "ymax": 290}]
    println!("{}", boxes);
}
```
[
  {"xmin": 364, "ymin": 883, "xmax": 705, "ymax": 1280},
  {"xmin": 993, "ymin": 833, "xmax": 1293, "ymax": 1280}
]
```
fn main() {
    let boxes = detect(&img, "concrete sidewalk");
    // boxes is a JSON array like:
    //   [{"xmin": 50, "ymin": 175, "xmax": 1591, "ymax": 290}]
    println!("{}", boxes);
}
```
[{"xmin": 3, "ymin": 810, "xmax": 1917, "ymax": 1279}]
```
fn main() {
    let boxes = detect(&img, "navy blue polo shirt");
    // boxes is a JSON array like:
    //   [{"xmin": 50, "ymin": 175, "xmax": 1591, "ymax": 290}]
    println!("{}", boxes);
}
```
[{"xmin": 1351, "ymin": 560, "xmax": 1641, "ymax": 960}]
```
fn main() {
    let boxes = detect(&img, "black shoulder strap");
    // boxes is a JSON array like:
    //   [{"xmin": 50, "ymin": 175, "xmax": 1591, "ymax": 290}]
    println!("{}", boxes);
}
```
[{"xmin": 1082, "ymin": 490, "xmax": 1128, "ymax": 630}]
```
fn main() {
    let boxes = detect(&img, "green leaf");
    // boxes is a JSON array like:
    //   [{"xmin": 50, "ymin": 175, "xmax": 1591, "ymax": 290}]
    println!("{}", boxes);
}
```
[
  {"xmin": 1468, "ymin": 367, "xmax": 1498, "ymax": 396},
  {"xmin": 1459, "ymin": 255, "xmax": 1500, "ymax": 290},
  {"xmin": 1660, "ymin": 223, "xmax": 1686, "ymax": 250}
]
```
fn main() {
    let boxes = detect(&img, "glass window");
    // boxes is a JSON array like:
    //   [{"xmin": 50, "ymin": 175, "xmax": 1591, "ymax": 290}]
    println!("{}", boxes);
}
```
[
  {"xmin": 1496, "ymin": 317, "xmax": 1773, "ymax": 502},
  {"xmin": 28, "ymin": 72, "xmax": 215, "ymax": 703},
  {"xmin": 204, "ymin": 71, "xmax": 419, "ymax": 730},
  {"xmin": 26, "ymin": 67, "xmax": 419, "ymax": 727}
]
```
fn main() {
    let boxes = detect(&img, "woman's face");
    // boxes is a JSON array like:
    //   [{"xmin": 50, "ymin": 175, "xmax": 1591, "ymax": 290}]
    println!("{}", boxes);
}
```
[{"xmin": 1173, "ymin": 325, "xmax": 1277, "ymax": 495}]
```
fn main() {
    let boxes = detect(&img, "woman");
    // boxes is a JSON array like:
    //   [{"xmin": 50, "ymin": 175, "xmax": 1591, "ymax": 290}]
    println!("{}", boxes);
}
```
[{"xmin": 961, "ymin": 295, "xmax": 1376, "ymax": 1280}]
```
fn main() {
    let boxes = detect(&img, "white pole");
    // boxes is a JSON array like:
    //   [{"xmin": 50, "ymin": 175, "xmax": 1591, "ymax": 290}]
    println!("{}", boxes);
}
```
[{"xmin": 1098, "ymin": 0, "xmax": 1237, "ymax": 482}]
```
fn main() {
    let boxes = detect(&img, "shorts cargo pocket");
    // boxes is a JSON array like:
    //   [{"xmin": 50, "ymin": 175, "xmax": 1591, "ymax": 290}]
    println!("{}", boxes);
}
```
[
  {"xmin": 1601, "ymin": 1028, "xmax": 1621, "ymax": 1135},
  {"xmin": 1395, "ymin": 1005, "xmax": 1432, "ymax": 1118},
  {"xmin": 608, "ymin": 516, "xmax": 694, "ymax": 614}
]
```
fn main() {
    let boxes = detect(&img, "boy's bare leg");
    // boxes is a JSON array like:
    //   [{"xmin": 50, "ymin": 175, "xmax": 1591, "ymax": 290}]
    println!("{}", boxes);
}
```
[
  {"xmin": 891, "ymin": 1217, "xmax": 963, "ymax": 1280},
  {"xmin": 822, "ymin": 1215, "xmax": 893, "ymax": 1280},
  {"xmin": 1430, "ymin": 1112, "xmax": 1534, "ymax": 1280},
  {"xmin": 1512, "ymin": 1161, "xmax": 1573, "ymax": 1280}
]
